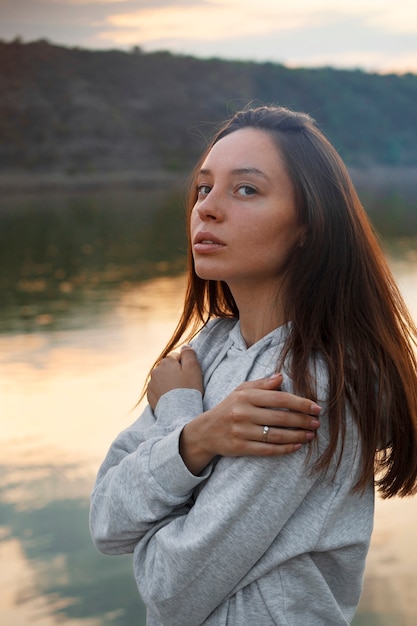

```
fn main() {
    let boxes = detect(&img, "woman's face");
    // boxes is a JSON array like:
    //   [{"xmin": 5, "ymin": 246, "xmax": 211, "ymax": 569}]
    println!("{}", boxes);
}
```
[{"xmin": 190, "ymin": 127, "xmax": 305, "ymax": 295}]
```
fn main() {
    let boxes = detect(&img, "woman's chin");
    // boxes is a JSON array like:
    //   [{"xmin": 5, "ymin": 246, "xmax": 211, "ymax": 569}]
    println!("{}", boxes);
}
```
[{"xmin": 194, "ymin": 266, "xmax": 224, "ymax": 281}]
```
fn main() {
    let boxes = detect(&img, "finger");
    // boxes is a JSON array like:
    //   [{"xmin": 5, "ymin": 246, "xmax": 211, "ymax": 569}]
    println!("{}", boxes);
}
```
[
  {"xmin": 237, "ymin": 373, "xmax": 283, "ymax": 391},
  {"xmin": 220, "ymin": 411, "xmax": 314, "ymax": 451},
  {"xmin": 237, "ymin": 377, "xmax": 321, "ymax": 417},
  {"xmin": 167, "ymin": 351, "xmax": 181, "ymax": 363},
  {"xmin": 151, "ymin": 354, "xmax": 180, "ymax": 374},
  {"xmin": 272, "ymin": 409, "xmax": 320, "ymax": 431},
  {"xmin": 246, "ymin": 442, "xmax": 303, "ymax": 457},
  {"xmin": 272, "ymin": 391, "xmax": 322, "ymax": 417},
  {"xmin": 225, "ymin": 437, "xmax": 304, "ymax": 457},
  {"xmin": 251, "ymin": 424, "xmax": 316, "ymax": 445},
  {"xmin": 245, "ymin": 388, "xmax": 321, "ymax": 417},
  {"xmin": 261, "ymin": 373, "xmax": 284, "ymax": 389},
  {"xmin": 247, "ymin": 405, "xmax": 320, "ymax": 431},
  {"xmin": 179, "ymin": 345, "xmax": 201, "ymax": 370}
]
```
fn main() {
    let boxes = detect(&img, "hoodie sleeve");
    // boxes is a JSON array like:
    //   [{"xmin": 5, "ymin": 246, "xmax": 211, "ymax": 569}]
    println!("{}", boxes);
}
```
[
  {"xmin": 89, "ymin": 319, "xmax": 232, "ymax": 556},
  {"xmin": 132, "ymin": 442, "xmax": 323, "ymax": 625},
  {"xmin": 89, "ymin": 388, "xmax": 212, "ymax": 555}
]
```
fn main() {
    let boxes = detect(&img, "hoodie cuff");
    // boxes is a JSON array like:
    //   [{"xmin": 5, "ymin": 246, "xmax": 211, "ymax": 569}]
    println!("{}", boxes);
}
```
[
  {"xmin": 154, "ymin": 388, "xmax": 204, "ymax": 430},
  {"xmin": 149, "ymin": 427, "xmax": 211, "ymax": 497}
]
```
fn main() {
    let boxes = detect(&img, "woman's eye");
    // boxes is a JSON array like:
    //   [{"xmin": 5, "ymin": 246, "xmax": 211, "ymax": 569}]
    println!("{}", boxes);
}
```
[
  {"xmin": 237, "ymin": 185, "xmax": 257, "ymax": 196},
  {"xmin": 197, "ymin": 184, "xmax": 211, "ymax": 196}
]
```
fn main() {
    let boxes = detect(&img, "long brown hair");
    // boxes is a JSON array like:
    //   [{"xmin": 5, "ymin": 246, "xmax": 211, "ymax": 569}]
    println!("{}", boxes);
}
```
[{"xmin": 150, "ymin": 105, "xmax": 417, "ymax": 498}]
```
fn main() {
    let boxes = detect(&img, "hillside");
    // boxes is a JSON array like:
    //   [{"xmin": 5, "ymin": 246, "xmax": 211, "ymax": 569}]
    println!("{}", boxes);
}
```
[{"xmin": 1, "ymin": 39, "xmax": 417, "ymax": 184}]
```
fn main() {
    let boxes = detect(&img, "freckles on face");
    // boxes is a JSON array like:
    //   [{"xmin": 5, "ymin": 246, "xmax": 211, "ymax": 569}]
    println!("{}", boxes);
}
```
[{"xmin": 189, "ymin": 127, "xmax": 304, "ymax": 287}]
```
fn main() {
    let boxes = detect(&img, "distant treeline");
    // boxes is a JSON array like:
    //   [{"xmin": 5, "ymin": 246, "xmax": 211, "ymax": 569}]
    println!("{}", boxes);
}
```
[{"xmin": 1, "ymin": 39, "xmax": 417, "ymax": 175}]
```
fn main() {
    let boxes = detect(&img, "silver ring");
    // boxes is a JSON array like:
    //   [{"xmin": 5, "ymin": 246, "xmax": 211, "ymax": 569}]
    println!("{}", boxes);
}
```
[{"xmin": 262, "ymin": 425, "xmax": 270, "ymax": 443}]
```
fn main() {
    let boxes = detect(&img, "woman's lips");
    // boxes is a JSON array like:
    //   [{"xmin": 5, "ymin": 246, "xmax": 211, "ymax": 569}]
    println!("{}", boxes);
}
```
[{"xmin": 193, "ymin": 232, "xmax": 226, "ymax": 253}]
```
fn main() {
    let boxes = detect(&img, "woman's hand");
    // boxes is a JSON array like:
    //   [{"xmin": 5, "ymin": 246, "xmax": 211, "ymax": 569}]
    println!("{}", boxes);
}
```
[
  {"xmin": 147, "ymin": 345, "xmax": 321, "ymax": 476},
  {"xmin": 180, "ymin": 371, "xmax": 321, "ymax": 475},
  {"xmin": 147, "ymin": 345, "xmax": 204, "ymax": 410}
]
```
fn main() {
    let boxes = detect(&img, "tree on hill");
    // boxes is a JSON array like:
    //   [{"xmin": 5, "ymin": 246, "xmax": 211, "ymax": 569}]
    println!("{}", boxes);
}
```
[{"xmin": 0, "ymin": 39, "xmax": 416, "ymax": 174}]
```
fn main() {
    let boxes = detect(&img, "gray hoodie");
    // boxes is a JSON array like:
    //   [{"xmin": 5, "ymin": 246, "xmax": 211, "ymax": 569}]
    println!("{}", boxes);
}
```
[{"xmin": 90, "ymin": 318, "xmax": 374, "ymax": 625}]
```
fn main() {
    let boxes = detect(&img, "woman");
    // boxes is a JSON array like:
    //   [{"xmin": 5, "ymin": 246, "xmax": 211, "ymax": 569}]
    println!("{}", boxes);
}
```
[{"xmin": 90, "ymin": 105, "xmax": 417, "ymax": 625}]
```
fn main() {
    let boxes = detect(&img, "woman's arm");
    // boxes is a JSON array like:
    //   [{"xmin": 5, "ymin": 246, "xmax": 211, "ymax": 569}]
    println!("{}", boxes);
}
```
[
  {"xmin": 89, "ymin": 395, "xmax": 209, "ymax": 555},
  {"xmin": 90, "ymin": 347, "xmax": 320, "ymax": 555},
  {"xmin": 132, "ymin": 383, "xmax": 371, "ymax": 626},
  {"xmin": 133, "ymin": 438, "xmax": 324, "ymax": 626},
  {"xmin": 149, "ymin": 345, "xmax": 321, "ymax": 475}
]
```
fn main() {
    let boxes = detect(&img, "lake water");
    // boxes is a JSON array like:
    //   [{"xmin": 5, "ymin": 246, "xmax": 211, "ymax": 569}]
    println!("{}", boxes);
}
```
[{"xmin": 0, "ymin": 187, "xmax": 416, "ymax": 626}]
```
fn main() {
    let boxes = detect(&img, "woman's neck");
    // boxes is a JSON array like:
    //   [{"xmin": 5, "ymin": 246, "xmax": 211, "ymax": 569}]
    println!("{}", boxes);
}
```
[{"xmin": 231, "ymin": 283, "xmax": 287, "ymax": 347}]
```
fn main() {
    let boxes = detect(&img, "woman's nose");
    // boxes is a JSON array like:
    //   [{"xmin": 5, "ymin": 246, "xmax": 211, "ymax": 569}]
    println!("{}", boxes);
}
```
[{"xmin": 196, "ymin": 190, "xmax": 224, "ymax": 222}]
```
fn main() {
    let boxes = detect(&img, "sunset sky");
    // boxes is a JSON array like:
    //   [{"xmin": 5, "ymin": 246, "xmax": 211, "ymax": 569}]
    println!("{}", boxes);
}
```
[{"xmin": 1, "ymin": 0, "xmax": 417, "ymax": 73}]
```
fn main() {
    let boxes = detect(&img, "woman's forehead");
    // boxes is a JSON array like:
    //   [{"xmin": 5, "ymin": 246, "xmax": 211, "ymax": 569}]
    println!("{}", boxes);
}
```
[{"xmin": 201, "ymin": 127, "xmax": 285, "ymax": 174}]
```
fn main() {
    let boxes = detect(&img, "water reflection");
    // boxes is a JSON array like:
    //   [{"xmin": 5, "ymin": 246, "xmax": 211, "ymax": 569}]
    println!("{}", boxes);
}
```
[
  {"xmin": 0, "ymin": 461, "xmax": 146, "ymax": 625},
  {"xmin": 0, "ymin": 273, "xmax": 187, "ymax": 626},
  {"xmin": 0, "ymin": 188, "xmax": 187, "ymax": 333},
  {"xmin": 0, "ymin": 275, "xmax": 187, "ymax": 463},
  {"xmin": 1, "ymin": 187, "xmax": 417, "ymax": 625}
]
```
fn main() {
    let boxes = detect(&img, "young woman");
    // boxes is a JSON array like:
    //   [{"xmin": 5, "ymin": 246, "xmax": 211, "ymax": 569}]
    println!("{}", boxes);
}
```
[{"xmin": 90, "ymin": 105, "xmax": 417, "ymax": 625}]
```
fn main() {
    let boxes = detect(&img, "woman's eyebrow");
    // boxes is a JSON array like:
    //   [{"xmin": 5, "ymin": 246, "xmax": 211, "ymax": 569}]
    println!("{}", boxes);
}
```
[
  {"xmin": 198, "ymin": 167, "xmax": 270, "ymax": 180},
  {"xmin": 197, "ymin": 168, "xmax": 211, "ymax": 177},
  {"xmin": 231, "ymin": 167, "xmax": 270, "ymax": 180}
]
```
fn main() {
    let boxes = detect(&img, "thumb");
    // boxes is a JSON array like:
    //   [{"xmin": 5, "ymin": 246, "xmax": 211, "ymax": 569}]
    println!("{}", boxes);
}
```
[
  {"xmin": 238, "ymin": 372, "xmax": 283, "ymax": 391},
  {"xmin": 261, "ymin": 373, "xmax": 283, "ymax": 389}
]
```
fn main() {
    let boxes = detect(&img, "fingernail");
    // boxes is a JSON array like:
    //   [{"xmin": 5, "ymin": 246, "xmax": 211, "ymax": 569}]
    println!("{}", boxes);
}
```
[
  {"xmin": 181, "ymin": 344, "xmax": 191, "ymax": 351},
  {"xmin": 269, "ymin": 373, "xmax": 282, "ymax": 380},
  {"xmin": 306, "ymin": 431, "xmax": 315, "ymax": 440},
  {"xmin": 310, "ymin": 419, "xmax": 320, "ymax": 428},
  {"xmin": 310, "ymin": 403, "xmax": 321, "ymax": 414}
]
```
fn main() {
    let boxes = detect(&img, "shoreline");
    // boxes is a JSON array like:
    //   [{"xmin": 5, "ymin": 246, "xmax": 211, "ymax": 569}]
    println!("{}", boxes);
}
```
[
  {"xmin": 0, "ymin": 166, "xmax": 415, "ymax": 196},
  {"xmin": 0, "ymin": 170, "xmax": 188, "ymax": 196}
]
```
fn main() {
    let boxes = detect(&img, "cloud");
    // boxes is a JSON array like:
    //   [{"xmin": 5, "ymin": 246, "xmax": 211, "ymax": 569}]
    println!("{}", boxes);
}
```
[
  {"xmin": 109, "ymin": 2, "xmax": 316, "ymax": 36},
  {"xmin": 96, "ymin": 2, "xmax": 336, "ymax": 46},
  {"xmin": 95, "ymin": 0, "xmax": 417, "ymax": 48},
  {"xmin": 91, "ymin": 1, "xmax": 417, "ymax": 72},
  {"xmin": 0, "ymin": 0, "xmax": 416, "ymax": 72},
  {"xmin": 223, "ymin": 14, "xmax": 417, "ymax": 73},
  {"xmin": 46, "ymin": 0, "xmax": 131, "ymax": 4},
  {"xmin": 370, "ymin": 7, "xmax": 417, "ymax": 34}
]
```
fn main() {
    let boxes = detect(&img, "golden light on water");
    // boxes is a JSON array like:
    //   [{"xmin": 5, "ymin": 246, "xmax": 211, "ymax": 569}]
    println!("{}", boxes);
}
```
[
  {"xmin": 0, "ymin": 275, "xmax": 187, "ymax": 625},
  {"xmin": 1, "ymin": 249, "xmax": 417, "ymax": 624},
  {"xmin": 0, "ymin": 275, "xmax": 186, "ymax": 466}
]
